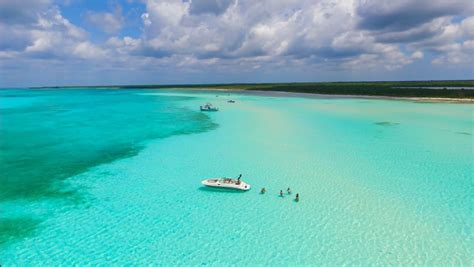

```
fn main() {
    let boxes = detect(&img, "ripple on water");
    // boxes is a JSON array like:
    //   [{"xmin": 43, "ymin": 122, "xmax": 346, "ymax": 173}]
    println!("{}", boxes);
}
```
[
  {"xmin": 0, "ymin": 218, "xmax": 41, "ymax": 246},
  {"xmin": 0, "ymin": 89, "xmax": 217, "ymax": 246},
  {"xmin": 1, "ymin": 90, "xmax": 472, "ymax": 265}
]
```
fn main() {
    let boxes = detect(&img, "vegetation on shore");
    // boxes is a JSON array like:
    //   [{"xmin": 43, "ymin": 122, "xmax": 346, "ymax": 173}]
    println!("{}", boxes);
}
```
[{"xmin": 33, "ymin": 80, "xmax": 474, "ymax": 99}]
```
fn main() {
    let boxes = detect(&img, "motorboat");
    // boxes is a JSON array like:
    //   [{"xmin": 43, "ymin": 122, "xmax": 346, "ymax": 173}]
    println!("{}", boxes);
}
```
[
  {"xmin": 200, "ymin": 103, "xmax": 219, "ymax": 111},
  {"xmin": 201, "ymin": 178, "xmax": 251, "ymax": 191}
]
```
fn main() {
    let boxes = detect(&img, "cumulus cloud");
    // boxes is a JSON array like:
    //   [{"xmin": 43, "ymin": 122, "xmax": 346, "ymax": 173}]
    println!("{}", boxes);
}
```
[
  {"xmin": 373, "ymin": 17, "xmax": 451, "ymax": 44},
  {"xmin": 0, "ymin": 0, "xmax": 51, "ymax": 25},
  {"xmin": 353, "ymin": 0, "xmax": 473, "ymax": 65},
  {"xmin": 0, "ymin": 0, "xmax": 105, "ymax": 60},
  {"xmin": 85, "ymin": 5, "xmax": 124, "ymax": 34},
  {"xmin": 411, "ymin": 51, "xmax": 424, "ymax": 60},
  {"xmin": 460, "ymin": 16, "xmax": 474, "ymax": 38},
  {"xmin": 108, "ymin": 0, "xmax": 434, "ymax": 71},
  {"xmin": 356, "ymin": 0, "xmax": 473, "ymax": 31},
  {"xmin": 1, "ymin": 0, "xmax": 473, "ymax": 87},
  {"xmin": 189, "ymin": 0, "xmax": 235, "ymax": 16},
  {"xmin": 430, "ymin": 40, "xmax": 474, "ymax": 65}
]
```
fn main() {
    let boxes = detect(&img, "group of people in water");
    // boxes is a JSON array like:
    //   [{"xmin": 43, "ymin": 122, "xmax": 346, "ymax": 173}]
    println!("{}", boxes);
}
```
[
  {"xmin": 232, "ymin": 174, "xmax": 299, "ymax": 201},
  {"xmin": 260, "ymin": 187, "xmax": 299, "ymax": 202}
]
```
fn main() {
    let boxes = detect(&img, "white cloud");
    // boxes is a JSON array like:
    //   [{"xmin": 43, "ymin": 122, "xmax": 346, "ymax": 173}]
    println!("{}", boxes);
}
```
[
  {"xmin": 411, "ymin": 51, "xmax": 424, "ymax": 60},
  {"xmin": 73, "ymin": 41, "xmax": 106, "ymax": 59},
  {"xmin": 431, "ymin": 40, "xmax": 474, "ymax": 65},
  {"xmin": 356, "ymin": 0, "xmax": 474, "ymax": 31},
  {"xmin": 141, "ymin": 13, "xmax": 151, "ymax": 26},
  {"xmin": 1, "ymin": 0, "xmax": 473, "ymax": 87},
  {"xmin": 106, "ymin": 0, "xmax": 423, "ymax": 71},
  {"xmin": 460, "ymin": 16, "xmax": 474, "ymax": 38},
  {"xmin": 0, "ymin": 1, "xmax": 105, "ymax": 61},
  {"xmin": 85, "ymin": 5, "xmax": 124, "ymax": 34},
  {"xmin": 99, "ymin": 0, "xmax": 474, "ymax": 77}
]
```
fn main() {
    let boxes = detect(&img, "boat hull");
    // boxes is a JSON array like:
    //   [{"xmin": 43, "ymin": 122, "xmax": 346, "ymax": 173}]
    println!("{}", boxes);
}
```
[{"xmin": 201, "ymin": 178, "xmax": 251, "ymax": 191}]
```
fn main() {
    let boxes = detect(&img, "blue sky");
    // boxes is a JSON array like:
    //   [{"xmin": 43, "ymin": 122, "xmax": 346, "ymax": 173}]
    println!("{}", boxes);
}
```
[{"xmin": 0, "ymin": 0, "xmax": 473, "ymax": 87}]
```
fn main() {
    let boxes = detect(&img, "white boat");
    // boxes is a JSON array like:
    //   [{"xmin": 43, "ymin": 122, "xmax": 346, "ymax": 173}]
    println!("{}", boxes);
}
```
[
  {"xmin": 201, "ymin": 178, "xmax": 251, "ymax": 191},
  {"xmin": 200, "ymin": 103, "xmax": 218, "ymax": 111}
]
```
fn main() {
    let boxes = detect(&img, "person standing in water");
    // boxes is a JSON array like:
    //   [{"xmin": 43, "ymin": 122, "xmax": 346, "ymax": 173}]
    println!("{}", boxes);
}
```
[
  {"xmin": 280, "ymin": 190, "xmax": 284, "ymax": 197},
  {"xmin": 295, "ymin": 193, "xmax": 299, "ymax": 202},
  {"xmin": 287, "ymin": 187, "xmax": 292, "ymax": 195},
  {"xmin": 261, "ymin": 188, "xmax": 266, "ymax": 194}
]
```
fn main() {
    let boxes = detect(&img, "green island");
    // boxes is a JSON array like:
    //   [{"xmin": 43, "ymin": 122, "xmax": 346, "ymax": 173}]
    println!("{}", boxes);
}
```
[{"xmin": 34, "ymin": 80, "xmax": 474, "ymax": 99}]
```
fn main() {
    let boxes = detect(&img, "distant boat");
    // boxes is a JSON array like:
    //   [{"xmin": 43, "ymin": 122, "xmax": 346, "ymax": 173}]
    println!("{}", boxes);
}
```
[
  {"xmin": 201, "ymin": 178, "xmax": 251, "ymax": 191},
  {"xmin": 200, "ymin": 103, "xmax": 218, "ymax": 111},
  {"xmin": 227, "ymin": 100, "xmax": 235, "ymax": 103}
]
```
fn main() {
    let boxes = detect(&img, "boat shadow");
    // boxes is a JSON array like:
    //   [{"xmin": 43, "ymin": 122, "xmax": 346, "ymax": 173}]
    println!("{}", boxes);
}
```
[{"xmin": 198, "ymin": 186, "xmax": 248, "ymax": 194}]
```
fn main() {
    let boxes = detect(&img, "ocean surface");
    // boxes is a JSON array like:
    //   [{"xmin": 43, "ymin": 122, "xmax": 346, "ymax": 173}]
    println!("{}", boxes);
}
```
[{"xmin": 0, "ymin": 88, "xmax": 472, "ymax": 265}]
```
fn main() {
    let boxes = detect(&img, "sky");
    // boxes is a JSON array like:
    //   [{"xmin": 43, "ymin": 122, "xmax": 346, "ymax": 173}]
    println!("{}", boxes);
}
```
[{"xmin": 0, "ymin": 0, "xmax": 473, "ymax": 87}]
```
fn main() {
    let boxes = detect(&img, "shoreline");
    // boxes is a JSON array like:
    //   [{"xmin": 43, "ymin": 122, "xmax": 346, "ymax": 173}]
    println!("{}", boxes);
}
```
[
  {"xmin": 170, "ymin": 88, "xmax": 474, "ymax": 103},
  {"xmin": 16, "ymin": 86, "xmax": 474, "ymax": 103},
  {"xmin": 247, "ymin": 90, "xmax": 474, "ymax": 103}
]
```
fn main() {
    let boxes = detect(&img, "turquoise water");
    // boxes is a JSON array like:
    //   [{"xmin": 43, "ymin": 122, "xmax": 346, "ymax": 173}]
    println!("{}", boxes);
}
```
[{"xmin": 0, "ymin": 89, "xmax": 472, "ymax": 265}]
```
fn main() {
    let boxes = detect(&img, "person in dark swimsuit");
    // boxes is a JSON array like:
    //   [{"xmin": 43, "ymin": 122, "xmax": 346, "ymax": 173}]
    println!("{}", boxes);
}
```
[{"xmin": 236, "ymin": 174, "xmax": 242, "ymax": 185}]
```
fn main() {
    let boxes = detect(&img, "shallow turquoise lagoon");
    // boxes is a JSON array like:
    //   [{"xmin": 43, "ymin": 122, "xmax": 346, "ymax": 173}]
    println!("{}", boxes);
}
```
[{"xmin": 0, "ymin": 89, "xmax": 472, "ymax": 265}]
